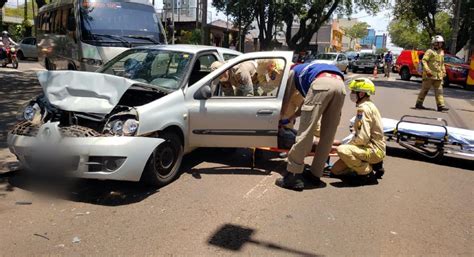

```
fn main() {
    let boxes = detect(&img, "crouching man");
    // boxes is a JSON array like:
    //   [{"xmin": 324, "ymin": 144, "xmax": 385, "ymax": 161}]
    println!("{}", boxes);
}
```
[{"xmin": 331, "ymin": 78, "xmax": 386, "ymax": 183}]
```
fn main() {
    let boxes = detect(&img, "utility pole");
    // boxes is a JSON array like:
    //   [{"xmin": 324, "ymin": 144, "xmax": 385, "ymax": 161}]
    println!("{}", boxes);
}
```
[
  {"xmin": 238, "ymin": 4, "xmax": 241, "ymax": 52},
  {"xmin": 24, "ymin": 0, "xmax": 27, "ymax": 22},
  {"xmin": 200, "ymin": 0, "xmax": 208, "ymax": 45},
  {"xmin": 450, "ymin": 0, "xmax": 462, "ymax": 54}
]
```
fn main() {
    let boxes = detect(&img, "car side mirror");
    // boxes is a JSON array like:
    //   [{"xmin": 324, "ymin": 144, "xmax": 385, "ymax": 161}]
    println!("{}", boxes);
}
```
[{"xmin": 194, "ymin": 85, "xmax": 212, "ymax": 100}]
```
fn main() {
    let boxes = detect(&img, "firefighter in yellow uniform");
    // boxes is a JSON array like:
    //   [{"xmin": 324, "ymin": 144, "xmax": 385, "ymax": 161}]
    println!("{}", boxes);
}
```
[
  {"xmin": 331, "ymin": 78, "xmax": 386, "ymax": 182},
  {"xmin": 415, "ymin": 35, "xmax": 449, "ymax": 112}
]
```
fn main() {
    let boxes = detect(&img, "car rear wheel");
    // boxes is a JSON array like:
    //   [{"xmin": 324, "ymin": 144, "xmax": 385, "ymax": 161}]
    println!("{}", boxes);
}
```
[
  {"xmin": 400, "ymin": 67, "xmax": 411, "ymax": 81},
  {"xmin": 141, "ymin": 132, "xmax": 183, "ymax": 187},
  {"xmin": 17, "ymin": 50, "xmax": 25, "ymax": 60},
  {"xmin": 352, "ymin": 67, "xmax": 358, "ymax": 73},
  {"xmin": 443, "ymin": 76, "xmax": 450, "ymax": 87}
]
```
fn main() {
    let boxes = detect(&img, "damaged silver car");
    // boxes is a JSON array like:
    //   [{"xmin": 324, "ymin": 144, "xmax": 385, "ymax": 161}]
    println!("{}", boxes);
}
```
[{"xmin": 8, "ymin": 47, "xmax": 292, "ymax": 187}]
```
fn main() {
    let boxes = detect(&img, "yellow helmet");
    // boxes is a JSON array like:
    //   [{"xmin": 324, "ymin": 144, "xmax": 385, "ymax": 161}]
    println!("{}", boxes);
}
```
[{"xmin": 348, "ymin": 78, "xmax": 375, "ymax": 95}]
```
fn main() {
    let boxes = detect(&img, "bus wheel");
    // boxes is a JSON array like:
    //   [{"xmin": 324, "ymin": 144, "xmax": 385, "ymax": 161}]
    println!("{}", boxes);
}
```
[{"xmin": 68, "ymin": 64, "xmax": 76, "ymax": 70}]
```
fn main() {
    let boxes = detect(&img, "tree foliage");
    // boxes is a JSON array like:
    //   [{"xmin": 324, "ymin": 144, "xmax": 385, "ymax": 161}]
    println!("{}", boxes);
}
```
[
  {"xmin": 280, "ymin": 0, "xmax": 388, "ymax": 51},
  {"xmin": 342, "ymin": 21, "xmax": 369, "ymax": 49},
  {"xmin": 393, "ymin": 0, "xmax": 440, "ymax": 38},
  {"xmin": 213, "ymin": 0, "xmax": 388, "ymax": 51}
]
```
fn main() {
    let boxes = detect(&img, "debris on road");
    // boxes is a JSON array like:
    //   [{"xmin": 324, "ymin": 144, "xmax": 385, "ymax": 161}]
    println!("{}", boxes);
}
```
[
  {"xmin": 390, "ymin": 231, "xmax": 398, "ymax": 235},
  {"xmin": 72, "ymin": 236, "xmax": 81, "ymax": 243},
  {"xmin": 15, "ymin": 201, "xmax": 32, "ymax": 205},
  {"xmin": 33, "ymin": 233, "xmax": 50, "ymax": 240}
]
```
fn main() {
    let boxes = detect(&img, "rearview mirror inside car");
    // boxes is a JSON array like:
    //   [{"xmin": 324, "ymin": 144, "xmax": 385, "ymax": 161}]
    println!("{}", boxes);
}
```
[{"xmin": 194, "ymin": 85, "xmax": 212, "ymax": 100}]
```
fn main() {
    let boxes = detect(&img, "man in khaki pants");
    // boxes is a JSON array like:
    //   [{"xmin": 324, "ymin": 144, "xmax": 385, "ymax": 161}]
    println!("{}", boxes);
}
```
[
  {"xmin": 276, "ymin": 63, "xmax": 346, "ymax": 191},
  {"xmin": 415, "ymin": 35, "xmax": 449, "ymax": 112}
]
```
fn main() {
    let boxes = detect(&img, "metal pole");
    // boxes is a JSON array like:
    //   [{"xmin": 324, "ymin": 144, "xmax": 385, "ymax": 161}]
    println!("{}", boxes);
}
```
[
  {"xmin": 32, "ymin": 0, "xmax": 36, "ymax": 36},
  {"xmin": 171, "ymin": 0, "xmax": 175, "ymax": 44}
]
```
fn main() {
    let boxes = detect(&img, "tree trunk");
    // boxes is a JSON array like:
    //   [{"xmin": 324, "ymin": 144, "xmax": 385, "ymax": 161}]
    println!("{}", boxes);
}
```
[
  {"xmin": 35, "ymin": 0, "xmax": 47, "ymax": 9},
  {"xmin": 450, "ymin": 0, "xmax": 462, "ymax": 54}
]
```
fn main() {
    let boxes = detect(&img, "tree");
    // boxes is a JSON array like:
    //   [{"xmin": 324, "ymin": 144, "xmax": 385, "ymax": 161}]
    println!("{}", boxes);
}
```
[
  {"xmin": 393, "ymin": 0, "xmax": 441, "ymax": 38},
  {"xmin": 388, "ymin": 12, "xmax": 453, "ymax": 51},
  {"xmin": 212, "ymin": 0, "xmax": 256, "ymax": 51},
  {"xmin": 342, "ymin": 22, "xmax": 369, "ymax": 50},
  {"xmin": 280, "ymin": 0, "xmax": 388, "ymax": 52}
]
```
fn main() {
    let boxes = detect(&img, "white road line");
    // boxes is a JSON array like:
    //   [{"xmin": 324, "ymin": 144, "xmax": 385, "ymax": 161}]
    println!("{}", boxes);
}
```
[{"xmin": 243, "ymin": 176, "xmax": 270, "ymax": 199}]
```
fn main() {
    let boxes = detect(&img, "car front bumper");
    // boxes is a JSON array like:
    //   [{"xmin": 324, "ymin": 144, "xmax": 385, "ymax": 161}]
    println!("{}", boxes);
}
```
[{"xmin": 8, "ymin": 125, "xmax": 164, "ymax": 182}]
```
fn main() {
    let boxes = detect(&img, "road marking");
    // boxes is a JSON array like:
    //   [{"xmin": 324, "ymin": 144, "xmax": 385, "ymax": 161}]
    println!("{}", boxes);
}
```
[{"xmin": 243, "ymin": 176, "xmax": 270, "ymax": 199}]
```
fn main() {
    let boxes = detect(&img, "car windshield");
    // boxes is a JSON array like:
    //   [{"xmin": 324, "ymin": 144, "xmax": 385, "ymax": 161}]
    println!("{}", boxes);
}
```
[
  {"xmin": 99, "ymin": 49, "xmax": 194, "ymax": 91},
  {"xmin": 360, "ymin": 54, "xmax": 376, "ymax": 60},
  {"xmin": 316, "ymin": 54, "xmax": 337, "ymax": 60},
  {"xmin": 80, "ymin": 0, "xmax": 164, "ymax": 44},
  {"xmin": 444, "ymin": 55, "xmax": 465, "ymax": 64}
]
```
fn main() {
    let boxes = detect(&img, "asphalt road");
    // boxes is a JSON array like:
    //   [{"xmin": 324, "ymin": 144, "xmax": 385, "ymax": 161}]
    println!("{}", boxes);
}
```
[{"xmin": 0, "ymin": 61, "xmax": 473, "ymax": 256}]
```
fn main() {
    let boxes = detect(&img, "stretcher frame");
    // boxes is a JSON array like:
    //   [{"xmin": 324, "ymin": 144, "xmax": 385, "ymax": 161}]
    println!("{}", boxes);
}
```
[{"xmin": 386, "ymin": 115, "xmax": 474, "ymax": 160}]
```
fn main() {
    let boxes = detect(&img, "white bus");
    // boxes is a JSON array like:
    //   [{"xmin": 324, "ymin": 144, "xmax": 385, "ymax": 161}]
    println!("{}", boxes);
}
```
[{"xmin": 36, "ymin": 0, "xmax": 166, "ymax": 71}]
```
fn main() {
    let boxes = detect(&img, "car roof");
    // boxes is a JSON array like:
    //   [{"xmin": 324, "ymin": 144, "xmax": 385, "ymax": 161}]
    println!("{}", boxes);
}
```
[{"xmin": 136, "ymin": 44, "xmax": 241, "ymax": 55}]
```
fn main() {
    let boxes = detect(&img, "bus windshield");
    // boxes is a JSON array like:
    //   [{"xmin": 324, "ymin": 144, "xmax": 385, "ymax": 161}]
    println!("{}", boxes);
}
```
[{"xmin": 80, "ymin": 0, "xmax": 164, "ymax": 44}]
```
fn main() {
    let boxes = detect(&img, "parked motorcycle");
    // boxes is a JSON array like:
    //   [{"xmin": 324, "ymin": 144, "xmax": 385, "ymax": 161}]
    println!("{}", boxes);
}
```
[{"xmin": 1, "ymin": 46, "xmax": 19, "ymax": 69}]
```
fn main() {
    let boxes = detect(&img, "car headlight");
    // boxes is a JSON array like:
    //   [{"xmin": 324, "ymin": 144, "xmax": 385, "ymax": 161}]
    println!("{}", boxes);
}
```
[
  {"xmin": 107, "ymin": 119, "xmax": 139, "ymax": 136},
  {"xmin": 123, "ymin": 119, "xmax": 139, "ymax": 136},
  {"xmin": 22, "ymin": 104, "xmax": 42, "ymax": 123}
]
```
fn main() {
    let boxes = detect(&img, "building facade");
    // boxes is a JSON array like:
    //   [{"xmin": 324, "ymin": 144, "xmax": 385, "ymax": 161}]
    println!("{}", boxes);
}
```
[
  {"xmin": 337, "ymin": 18, "xmax": 359, "ymax": 51},
  {"xmin": 360, "ymin": 28, "xmax": 376, "ymax": 49},
  {"xmin": 375, "ymin": 34, "xmax": 387, "ymax": 49}
]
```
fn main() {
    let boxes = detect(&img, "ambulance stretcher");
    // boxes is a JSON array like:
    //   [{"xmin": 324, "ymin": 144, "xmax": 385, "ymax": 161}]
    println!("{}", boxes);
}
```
[{"xmin": 346, "ymin": 115, "xmax": 474, "ymax": 160}]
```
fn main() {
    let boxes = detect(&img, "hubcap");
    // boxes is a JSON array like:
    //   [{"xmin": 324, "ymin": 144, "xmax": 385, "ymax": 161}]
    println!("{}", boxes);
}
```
[{"xmin": 154, "ymin": 143, "xmax": 176, "ymax": 176}]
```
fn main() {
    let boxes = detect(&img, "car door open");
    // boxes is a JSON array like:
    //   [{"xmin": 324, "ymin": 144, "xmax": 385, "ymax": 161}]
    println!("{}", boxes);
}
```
[{"xmin": 185, "ymin": 51, "xmax": 293, "ymax": 148}]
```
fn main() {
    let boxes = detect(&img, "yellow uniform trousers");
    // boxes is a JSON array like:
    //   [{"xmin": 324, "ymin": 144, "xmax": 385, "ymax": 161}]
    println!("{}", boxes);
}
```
[
  {"xmin": 416, "ymin": 78, "xmax": 445, "ymax": 107},
  {"xmin": 335, "ymin": 144, "xmax": 384, "ymax": 175}
]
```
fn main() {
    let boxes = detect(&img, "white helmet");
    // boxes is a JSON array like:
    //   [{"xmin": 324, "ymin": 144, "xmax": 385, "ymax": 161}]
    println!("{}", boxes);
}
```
[{"xmin": 432, "ymin": 35, "xmax": 444, "ymax": 44}]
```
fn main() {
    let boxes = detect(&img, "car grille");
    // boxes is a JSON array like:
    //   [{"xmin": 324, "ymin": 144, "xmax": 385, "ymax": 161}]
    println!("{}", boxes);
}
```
[
  {"xmin": 10, "ymin": 121, "xmax": 40, "ymax": 137},
  {"xmin": 11, "ymin": 122, "xmax": 101, "ymax": 137}
]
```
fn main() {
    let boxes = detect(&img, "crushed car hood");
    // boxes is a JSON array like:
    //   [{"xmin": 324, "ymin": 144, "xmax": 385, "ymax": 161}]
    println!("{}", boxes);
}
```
[{"xmin": 37, "ymin": 71, "xmax": 143, "ymax": 114}]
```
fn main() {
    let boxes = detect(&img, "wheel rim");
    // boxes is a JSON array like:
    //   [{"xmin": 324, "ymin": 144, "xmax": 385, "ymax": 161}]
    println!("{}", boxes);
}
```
[{"xmin": 153, "ymin": 142, "xmax": 178, "ymax": 178}]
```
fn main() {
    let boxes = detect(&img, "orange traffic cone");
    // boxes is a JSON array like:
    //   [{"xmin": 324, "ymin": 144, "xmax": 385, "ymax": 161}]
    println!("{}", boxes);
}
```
[{"xmin": 373, "ymin": 66, "xmax": 378, "ymax": 78}]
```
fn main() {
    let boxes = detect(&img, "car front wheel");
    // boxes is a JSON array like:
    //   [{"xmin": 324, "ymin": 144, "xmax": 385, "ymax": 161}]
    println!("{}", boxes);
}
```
[
  {"xmin": 141, "ymin": 132, "xmax": 184, "ymax": 187},
  {"xmin": 400, "ymin": 67, "xmax": 411, "ymax": 81}
]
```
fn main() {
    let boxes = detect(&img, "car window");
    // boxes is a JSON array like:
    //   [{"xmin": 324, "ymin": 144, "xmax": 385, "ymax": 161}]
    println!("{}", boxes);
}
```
[
  {"xmin": 197, "ymin": 54, "xmax": 218, "ymax": 72},
  {"xmin": 444, "ymin": 55, "xmax": 464, "ymax": 64},
  {"xmin": 22, "ymin": 38, "xmax": 33, "ymax": 45},
  {"xmin": 99, "ymin": 49, "xmax": 193, "ymax": 90},
  {"xmin": 360, "ymin": 54, "xmax": 375, "ymax": 60},
  {"xmin": 223, "ymin": 53, "xmax": 238, "ymax": 61},
  {"xmin": 210, "ymin": 58, "xmax": 286, "ymax": 98},
  {"xmin": 316, "ymin": 54, "xmax": 337, "ymax": 60},
  {"xmin": 337, "ymin": 55, "xmax": 343, "ymax": 61}
]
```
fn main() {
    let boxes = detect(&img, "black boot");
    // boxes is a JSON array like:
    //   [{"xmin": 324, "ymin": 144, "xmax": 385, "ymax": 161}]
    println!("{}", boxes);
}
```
[
  {"xmin": 275, "ymin": 173, "xmax": 304, "ymax": 191},
  {"xmin": 415, "ymin": 103, "xmax": 427, "ymax": 109},
  {"xmin": 437, "ymin": 106, "xmax": 449, "ymax": 112},
  {"xmin": 372, "ymin": 161, "xmax": 385, "ymax": 179},
  {"xmin": 302, "ymin": 168, "xmax": 322, "ymax": 185}
]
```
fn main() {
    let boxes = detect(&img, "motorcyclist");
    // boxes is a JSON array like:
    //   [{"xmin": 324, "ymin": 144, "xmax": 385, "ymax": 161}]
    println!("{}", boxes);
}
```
[{"xmin": 0, "ymin": 31, "xmax": 18, "ymax": 60}]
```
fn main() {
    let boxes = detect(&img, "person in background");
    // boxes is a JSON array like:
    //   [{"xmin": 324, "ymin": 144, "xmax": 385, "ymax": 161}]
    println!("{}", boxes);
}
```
[
  {"xmin": 384, "ymin": 50, "xmax": 393, "ymax": 78},
  {"xmin": 415, "ymin": 35, "xmax": 449, "ymax": 112},
  {"xmin": 331, "ymin": 78, "xmax": 386, "ymax": 184},
  {"xmin": 0, "ymin": 31, "xmax": 17, "ymax": 60}
]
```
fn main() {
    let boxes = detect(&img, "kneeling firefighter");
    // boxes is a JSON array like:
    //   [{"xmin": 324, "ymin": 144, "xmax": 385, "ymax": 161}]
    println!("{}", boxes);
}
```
[{"xmin": 331, "ymin": 78, "xmax": 386, "ymax": 182}]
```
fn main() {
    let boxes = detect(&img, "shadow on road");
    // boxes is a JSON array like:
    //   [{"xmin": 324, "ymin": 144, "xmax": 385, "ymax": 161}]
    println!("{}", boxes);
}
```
[
  {"xmin": 208, "ymin": 223, "xmax": 323, "ymax": 256},
  {"xmin": 386, "ymin": 145, "xmax": 474, "ymax": 171},
  {"xmin": 4, "ymin": 170, "xmax": 158, "ymax": 206},
  {"xmin": 0, "ymin": 71, "xmax": 42, "ymax": 150}
]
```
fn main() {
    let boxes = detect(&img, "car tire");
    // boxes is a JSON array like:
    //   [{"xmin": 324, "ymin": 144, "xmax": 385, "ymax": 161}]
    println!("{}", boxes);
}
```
[
  {"xmin": 141, "ymin": 132, "xmax": 183, "ymax": 187},
  {"xmin": 17, "ymin": 50, "xmax": 25, "ymax": 60},
  {"xmin": 443, "ymin": 76, "xmax": 450, "ymax": 87},
  {"xmin": 45, "ymin": 59, "xmax": 53, "ymax": 70},
  {"xmin": 352, "ymin": 67, "xmax": 358, "ymax": 73},
  {"xmin": 400, "ymin": 67, "xmax": 411, "ymax": 81}
]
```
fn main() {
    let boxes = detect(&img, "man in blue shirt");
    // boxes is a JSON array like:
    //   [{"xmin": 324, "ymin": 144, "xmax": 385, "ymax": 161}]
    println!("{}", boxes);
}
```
[
  {"xmin": 384, "ymin": 51, "xmax": 393, "ymax": 78},
  {"xmin": 276, "ymin": 62, "xmax": 346, "ymax": 190}
]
